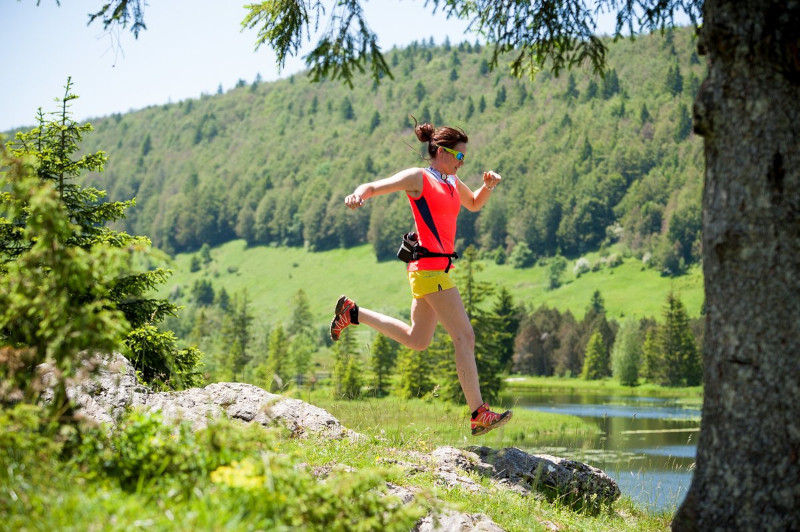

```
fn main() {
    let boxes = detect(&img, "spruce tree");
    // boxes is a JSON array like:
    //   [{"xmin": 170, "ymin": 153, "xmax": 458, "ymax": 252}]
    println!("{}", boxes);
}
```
[
  {"xmin": 429, "ymin": 327, "xmax": 460, "ymax": 402},
  {"xmin": 2, "ymin": 80, "xmax": 202, "ymax": 389},
  {"xmin": 369, "ymin": 110, "xmax": 381, "ymax": 133},
  {"xmin": 341, "ymin": 355, "xmax": 363, "ymax": 400},
  {"xmin": 0, "ymin": 146, "xmax": 128, "ymax": 412},
  {"xmin": 262, "ymin": 324, "xmax": 289, "ymax": 391},
  {"xmin": 666, "ymin": 63, "xmax": 684, "ymax": 96},
  {"xmin": 395, "ymin": 346, "xmax": 434, "ymax": 399},
  {"xmin": 641, "ymin": 328, "xmax": 660, "ymax": 382},
  {"xmin": 492, "ymin": 286, "xmax": 520, "ymax": 371},
  {"xmin": 289, "ymin": 289, "xmax": 314, "ymax": 337},
  {"xmin": 452, "ymin": 246, "xmax": 505, "ymax": 402},
  {"xmin": 581, "ymin": 331, "xmax": 607, "ymax": 380},
  {"xmin": 642, "ymin": 291, "xmax": 700, "ymax": 386},
  {"xmin": 332, "ymin": 327, "xmax": 359, "ymax": 398},
  {"xmin": 224, "ymin": 291, "xmax": 254, "ymax": 379},
  {"xmin": 288, "ymin": 333, "xmax": 314, "ymax": 385},
  {"xmin": 660, "ymin": 291, "xmax": 701, "ymax": 386},
  {"xmin": 564, "ymin": 73, "xmax": 579, "ymax": 100},
  {"xmin": 370, "ymin": 333, "xmax": 398, "ymax": 396}
]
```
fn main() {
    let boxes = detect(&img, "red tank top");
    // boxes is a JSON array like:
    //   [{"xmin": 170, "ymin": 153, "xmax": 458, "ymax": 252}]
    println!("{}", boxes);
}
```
[{"xmin": 406, "ymin": 169, "xmax": 461, "ymax": 272}]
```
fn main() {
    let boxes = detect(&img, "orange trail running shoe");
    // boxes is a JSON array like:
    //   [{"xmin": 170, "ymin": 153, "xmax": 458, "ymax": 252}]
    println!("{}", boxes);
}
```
[
  {"xmin": 471, "ymin": 403, "xmax": 513, "ymax": 436},
  {"xmin": 330, "ymin": 295, "xmax": 358, "ymax": 341}
]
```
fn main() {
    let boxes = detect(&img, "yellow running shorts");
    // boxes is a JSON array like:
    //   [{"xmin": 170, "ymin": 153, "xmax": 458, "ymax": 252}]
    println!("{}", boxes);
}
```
[{"xmin": 407, "ymin": 270, "xmax": 456, "ymax": 299}]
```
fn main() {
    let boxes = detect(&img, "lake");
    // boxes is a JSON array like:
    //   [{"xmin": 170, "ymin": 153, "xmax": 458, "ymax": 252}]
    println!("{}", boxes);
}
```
[{"xmin": 501, "ymin": 390, "xmax": 700, "ymax": 512}]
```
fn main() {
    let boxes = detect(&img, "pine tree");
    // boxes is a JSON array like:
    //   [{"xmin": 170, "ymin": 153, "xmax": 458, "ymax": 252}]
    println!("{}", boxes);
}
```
[
  {"xmin": 429, "ymin": 327, "xmax": 460, "ymax": 402},
  {"xmin": 578, "ymin": 291, "xmax": 614, "ymax": 377},
  {"xmin": 492, "ymin": 286, "xmax": 520, "ymax": 371},
  {"xmin": 141, "ymin": 133, "xmax": 152, "ymax": 156},
  {"xmin": 675, "ymin": 103, "xmax": 693, "ymax": 141},
  {"xmin": 369, "ymin": 110, "xmax": 381, "ymax": 133},
  {"xmin": 332, "ymin": 327, "xmax": 359, "ymax": 398},
  {"xmin": 0, "ymin": 145, "xmax": 129, "ymax": 411},
  {"xmin": 640, "ymin": 103, "xmax": 652, "ymax": 124},
  {"xmin": 602, "ymin": 69, "xmax": 620, "ymax": 99},
  {"xmin": 584, "ymin": 79, "xmax": 598, "ymax": 101},
  {"xmin": 224, "ymin": 291, "xmax": 254, "ymax": 379},
  {"xmin": 414, "ymin": 81, "xmax": 426, "ymax": 102},
  {"xmin": 588, "ymin": 290, "xmax": 606, "ymax": 315},
  {"xmin": 289, "ymin": 289, "xmax": 314, "ymax": 337},
  {"xmin": 341, "ymin": 355, "xmax": 363, "ymax": 400},
  {"xmin": 215, "ymin": 287, "xmax": 230, "ymax": 311},
  {"xmin": 340, "ymin": 97, "xmax": 355, "ymax": 120},
  {"xmin": 465, "ymin": 96, "xmax": 475, "ymax": 120},
  {"xmin": 395, "ymin": 346, "xmax": 434, "ymax": 399},
  {"xmin": 661, "ymin": 291, "xmax": 701, "ymax": 386},
  {"xmin": 581, "ymin": 331, "xmax": 607, "ymax": 380},
  {"xmin": 641, "ymin": 328, "xmax": 661, "ymax": 383},
  {"xmin": 564, "ymin": 73, "xmax": 579, "ymax": 100},
  {"xmin": 370, "ymin": 334, "xmax": 398, "ymax": 396},
  {"xmin": 642, "ymin": 292, "xmax": 701, "ymax": 386},
  {"xmin": 2, "ymin": 80, "xmax": 202, "ymax": 389},
  {"xmin": 453, "ymin": 246, "xmax": 505, "ymax": 403},
  {"xmin": 666, "ymin": 63, "xmax": 684, "ymax": 96},
  {"xmin": 261, "ymin": 324, "xmax": 289, "ymax": 391},
  {"xmin": 494, "ymin": 86, "xmax": 507, "ymax": 107},
  {"xmin": 288, "ymin": 333, "xmax": 314, "ymax": 385}
]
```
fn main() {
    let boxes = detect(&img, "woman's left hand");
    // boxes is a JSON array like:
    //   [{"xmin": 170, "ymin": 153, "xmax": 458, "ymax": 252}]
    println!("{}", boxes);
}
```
[{"xmin": 483, "ymin": 171, "xmax": 502, "ymax": 190}]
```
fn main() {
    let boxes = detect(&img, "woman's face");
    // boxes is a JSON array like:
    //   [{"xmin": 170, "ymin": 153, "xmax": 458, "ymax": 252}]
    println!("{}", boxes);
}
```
[{"xmin": 436, "ymin": 141, "xmax": 467, "ymax": 175}]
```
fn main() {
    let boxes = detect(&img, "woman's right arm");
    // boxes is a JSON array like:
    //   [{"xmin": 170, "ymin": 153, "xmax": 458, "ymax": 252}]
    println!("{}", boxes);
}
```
[{"xmin": 345, "ymin": 167, "xmax": 424, "ymax": 209}]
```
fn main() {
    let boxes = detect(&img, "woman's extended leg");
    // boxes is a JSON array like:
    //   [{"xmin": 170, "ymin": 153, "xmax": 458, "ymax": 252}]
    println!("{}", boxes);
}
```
[
  {"xmin": 423, "ymin": 287, "xmax": 513, "ymax": 435},
  {"xmin": 420, "ymin": 288, "xmax": 482, "ymax": 411}
]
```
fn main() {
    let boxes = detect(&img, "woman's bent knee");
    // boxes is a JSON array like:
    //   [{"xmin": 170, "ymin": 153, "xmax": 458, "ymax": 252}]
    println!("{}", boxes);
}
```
[{"xmin": 407, "ymin": 338, "xmax": 432, "ymax": 351}]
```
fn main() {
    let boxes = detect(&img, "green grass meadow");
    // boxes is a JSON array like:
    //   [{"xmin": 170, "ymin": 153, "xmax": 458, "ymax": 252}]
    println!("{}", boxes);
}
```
[{"xmin": 160, "ymin": 240, "xmax": 704, "ymax": 327}]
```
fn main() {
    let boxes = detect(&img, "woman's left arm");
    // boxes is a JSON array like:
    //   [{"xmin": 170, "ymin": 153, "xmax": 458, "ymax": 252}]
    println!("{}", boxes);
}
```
[{"xmin": 456, "ymin": 171, "xmax": 502, "ymax": 212}]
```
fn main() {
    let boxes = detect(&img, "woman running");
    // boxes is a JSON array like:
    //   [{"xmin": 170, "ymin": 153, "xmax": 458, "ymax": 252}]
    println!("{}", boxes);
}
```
[{"xmin": 329, "ymin": 120, "xmax": 512, "ymax": 436}]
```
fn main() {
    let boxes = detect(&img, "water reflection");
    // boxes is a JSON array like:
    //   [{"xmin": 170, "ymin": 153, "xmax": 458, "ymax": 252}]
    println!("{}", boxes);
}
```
[{"xmin": 502, "ymin": 391, "xmax": 700, "ymax": 511}]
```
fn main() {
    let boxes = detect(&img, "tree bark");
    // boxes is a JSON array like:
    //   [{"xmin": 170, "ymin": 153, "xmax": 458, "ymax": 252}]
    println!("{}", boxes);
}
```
[{"xmin": 673, "ymin": 1, "xmax": 800, "ymax": 530}]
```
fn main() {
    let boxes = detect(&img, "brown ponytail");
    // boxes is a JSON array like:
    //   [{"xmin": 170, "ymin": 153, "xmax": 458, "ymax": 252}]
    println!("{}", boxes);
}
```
[{"xmin": 410, "ymin": 114, "xmax": 468, "ymax": 160}]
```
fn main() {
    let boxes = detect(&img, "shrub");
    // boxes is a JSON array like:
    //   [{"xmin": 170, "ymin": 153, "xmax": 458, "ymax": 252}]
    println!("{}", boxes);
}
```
[
  {"xmin": 548, "ymin": 255, "xmax": 568, "ymax": 290},
  {"xmin": 509, "ymin": 242, "xmax": 535, "ymax": 269},
  {"xmin": 607, "ymin": 253, "xmax": 623, "ymax": 268},
  {"xmin": 573, "ymin": 257, "xmax": 591, "ymax": 276},
  {"xmin": 68, "ymin": 411, "xmax": 427, "ymax": 530}
]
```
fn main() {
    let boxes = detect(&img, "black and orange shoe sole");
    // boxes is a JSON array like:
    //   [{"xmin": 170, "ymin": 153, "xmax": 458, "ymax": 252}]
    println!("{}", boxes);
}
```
[
  {"xmin": 329, "ymin": 295, "xmax": 352, "ymax": 342},
  {"xmin": 471, "ymin": 410, "xmax": 513, "ymax": 436}
]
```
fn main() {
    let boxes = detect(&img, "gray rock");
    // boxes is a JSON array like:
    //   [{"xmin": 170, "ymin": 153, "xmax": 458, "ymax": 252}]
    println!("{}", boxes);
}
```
[
  {"xmin": 430, "ymin": 445, "xmax": 619, "ymax": 511},
  {"xmin": 467, "ymin": 445, "xmax": 620, "ymax": 512},
  {"xmin": 66, "ymin": 353, "xmax": 356, "ymax": 440},
  {"xmin": 415, "ymin": 510, "xmax": 505, "ymax": 532}
]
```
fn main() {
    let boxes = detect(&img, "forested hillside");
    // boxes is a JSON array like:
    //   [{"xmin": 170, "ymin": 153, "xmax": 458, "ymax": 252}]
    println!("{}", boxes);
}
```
[{"xmin": 79, "ymin": 26, "xmax": 703, "ymax": 274}]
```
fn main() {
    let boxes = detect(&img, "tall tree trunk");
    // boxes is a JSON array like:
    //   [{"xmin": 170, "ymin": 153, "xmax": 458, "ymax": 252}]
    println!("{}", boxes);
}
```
[{"xmin": 673, "ymin": 1, "xmax": 800, "ymax": 529}]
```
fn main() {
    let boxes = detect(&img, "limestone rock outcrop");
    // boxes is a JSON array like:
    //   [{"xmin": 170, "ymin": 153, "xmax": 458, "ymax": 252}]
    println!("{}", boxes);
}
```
[{"xmin": 67, "ymin": 353, "xmax": 355, "ymax": 440}]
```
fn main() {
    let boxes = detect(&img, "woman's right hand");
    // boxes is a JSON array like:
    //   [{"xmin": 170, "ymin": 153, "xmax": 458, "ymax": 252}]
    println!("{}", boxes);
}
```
[{"xmin": 344, "ymin": 193, "xmax": 365, "ymax": 209}]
